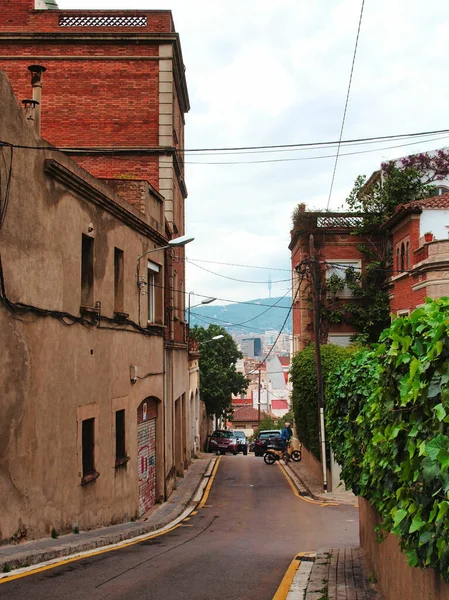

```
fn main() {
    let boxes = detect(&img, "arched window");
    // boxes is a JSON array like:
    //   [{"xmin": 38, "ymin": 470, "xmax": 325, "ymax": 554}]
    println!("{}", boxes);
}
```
[
  {"xmin": 400, "ymin": 243, "xmax": 405, "ymax": 272},
  {"xmin": 406, "ymin": 241, "xmax": 410, "ymax": 270},
  {"xmin": 396, "ymin": 247, "xmax": 400, "ymax": 271}
]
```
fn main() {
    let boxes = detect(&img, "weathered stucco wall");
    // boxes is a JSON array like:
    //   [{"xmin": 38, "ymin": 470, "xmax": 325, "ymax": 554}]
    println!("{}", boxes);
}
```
[
  {"xmin": 359, "ymin": 498, "xmax": 449, "ymax": 600},
  {"xmin": 0, "ymin": 71, "xmax": 170, "ymax": 542}
]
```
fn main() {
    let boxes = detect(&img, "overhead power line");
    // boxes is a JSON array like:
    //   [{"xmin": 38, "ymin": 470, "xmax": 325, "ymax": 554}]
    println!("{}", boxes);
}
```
[
  {"xmin": 185, "ymin": 134, "xmax": 449, "ymax": 165},
  {"xmin": 186, "ymin": 258, "xmax": 291, "ymax": 284},
  {"xmin": 2, "ymin": 127, "xmax": 449, "ymax": 156},
  {"xmin": 326, "ymin": 0, "xmax": 365, "ymax": 209}
]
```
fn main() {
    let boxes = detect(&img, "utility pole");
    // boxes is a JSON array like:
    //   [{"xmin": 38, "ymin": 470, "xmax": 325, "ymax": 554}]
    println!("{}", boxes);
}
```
[
  {"xmin": 309, "ymin": 234, "xmax": 328, "ymax": 493},
  {"xmin": 257, "ymin": 369, "xmax": 262, "ymax": 425}
]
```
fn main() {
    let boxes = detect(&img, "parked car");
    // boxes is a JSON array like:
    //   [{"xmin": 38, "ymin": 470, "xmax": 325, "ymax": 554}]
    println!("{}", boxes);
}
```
[
  {"xmin": 208, "ymin": 430, "xmax": 238, "ymax": 455},
  {"xmin": 232, "ymin": 431, "xmax": 248, "ymax": 455},
  {"xmin": 253, "ymin": 430, "xmax": 282, "ymax": 457}
]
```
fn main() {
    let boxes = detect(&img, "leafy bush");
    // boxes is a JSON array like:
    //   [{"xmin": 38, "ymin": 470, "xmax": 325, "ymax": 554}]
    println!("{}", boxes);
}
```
[
  {"xmin": 326, "ymin": 298, "xmax": 449, "ymax": 580},
  {"xmin": 290, "ymin": 344, "xmax": 354, "ymax": 460}
]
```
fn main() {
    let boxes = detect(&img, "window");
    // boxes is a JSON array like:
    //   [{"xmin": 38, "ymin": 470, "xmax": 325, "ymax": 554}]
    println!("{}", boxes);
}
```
[
  {"xmin": 400, "ymin": 243, "xmax": 405, "ymax": 272},
  {"xmin": 115, "ymin": 409, "xmax": 126, "ymax": 463},
  {"xmin": 328, "ymin": 334, "xmax": 352, "ymax": 347},
  {"xmin": 114, "ymin": 247, "xmax": 124, "ymax": 313},
  {"xmin": 326, "ymin": 260, "xmax": 361, "ymax": 297},
  {"xmin": 82, "ymin": 418, "xmax": 95, "ymax": 477},
  {"xmin": 147, "ymin": 260, "xmax": 160, "ymax": 323},
  {"xmin": 81, "ymin": 234, "xmax": 94, "ymax": 307},
  {"xmin": 406, "ymin": 241, "xmax": 410, "ymax": 270}
]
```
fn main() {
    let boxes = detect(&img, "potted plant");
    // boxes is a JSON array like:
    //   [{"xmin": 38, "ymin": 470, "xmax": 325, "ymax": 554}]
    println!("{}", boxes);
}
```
[{"xmin": 424, "ymin": 231, "xmax": 433, "ymax": 242}]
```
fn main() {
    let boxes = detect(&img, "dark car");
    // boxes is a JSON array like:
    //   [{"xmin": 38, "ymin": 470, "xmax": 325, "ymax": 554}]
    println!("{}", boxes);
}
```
[
  {"xmin": 253, "ymin": 430, "xmax": 282, "ymax": 457},
  {"xmin": 232, "ymin": 431, "xmax": 248, "ymax": 455},
  {"xmin": 208, "ymin": 430, "xmax": 238, "ymax": 455}
]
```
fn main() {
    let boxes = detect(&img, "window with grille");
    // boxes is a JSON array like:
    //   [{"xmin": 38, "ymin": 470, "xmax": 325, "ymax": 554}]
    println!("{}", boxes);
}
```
[
  {"xmin": 115, "ymin": 410, "xmax": 126, "ymax": 461},
  {"xmin": 81, "ymin": 235, "xmax": 94, "ymax": 307},
  {"xmin": 114, "ymin": 248, "xmax": 124, "ymax": 313},
  {"xmin": 82, "ymin": 418, "xmax": 95, "ymax": 477}
]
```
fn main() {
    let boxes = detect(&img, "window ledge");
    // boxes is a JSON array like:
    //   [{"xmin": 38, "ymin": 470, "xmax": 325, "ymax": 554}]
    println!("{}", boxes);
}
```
[
  {"xmin": 115, "ymin": 456, "xmax": 130, "ymax": 468},
  {"xmin": 81, "ymin": 471, "xmax": 100, "ymax": 486}
]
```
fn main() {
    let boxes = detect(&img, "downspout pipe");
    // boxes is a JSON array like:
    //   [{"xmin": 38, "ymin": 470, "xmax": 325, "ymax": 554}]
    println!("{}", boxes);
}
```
[{"xmin": 28, "ymin": 65, "xmax": 46, "ymax": 136}]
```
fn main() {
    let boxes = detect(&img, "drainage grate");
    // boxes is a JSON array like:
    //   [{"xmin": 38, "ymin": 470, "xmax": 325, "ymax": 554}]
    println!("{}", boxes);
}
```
[{"xmin": 59, "ymin": 15, "xmax": 147, "ymax": 27}]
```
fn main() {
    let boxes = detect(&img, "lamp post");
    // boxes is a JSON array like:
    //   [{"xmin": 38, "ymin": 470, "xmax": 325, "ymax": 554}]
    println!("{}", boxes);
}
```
[
  {"xmin": 136, "ymin": 234, "xmax": 194, "ymax": 323},
  {"xmin": 187, "ymin": 293, "xmax": 217, "ymax": 331},
  {"xmin": 198, "ymin": 335, "xmax": 224, "ymax": 345}
]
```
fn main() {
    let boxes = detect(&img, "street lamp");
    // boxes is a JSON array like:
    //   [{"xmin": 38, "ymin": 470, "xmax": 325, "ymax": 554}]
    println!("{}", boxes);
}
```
[
  {"xmin": 198, "ymin": 334, "xmax": 224, "ymax": 345},
  {"xmin": 136, "ymin": 234, "xmax": 194, "ymax": 321},
  {"xmin": 187, "ymin": 293, "xmax": 217, "ymax": 330}
]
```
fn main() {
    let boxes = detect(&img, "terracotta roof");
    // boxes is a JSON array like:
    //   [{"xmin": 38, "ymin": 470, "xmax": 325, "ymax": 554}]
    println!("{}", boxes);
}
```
[
  {"xmin": 383, "ymin": 193, "xmax": 449, "ymax": 229},
  {"xmin": 231, "ymin": 398, "xmax": 252, "ymax": 406},
  {"xmin": 271, "ymin": 399, "xmax": 289, "ymax": 410},
  {"xmin": 232, "ymin": 406, "xmax": 265, "ymax": 422}
]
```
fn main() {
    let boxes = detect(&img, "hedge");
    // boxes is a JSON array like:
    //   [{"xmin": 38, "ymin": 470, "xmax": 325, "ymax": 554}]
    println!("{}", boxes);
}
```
[
  {"xmin": 326, "ymin": 298, "xmax": 449, "ymax": 580},
  {"xmin": 290, "ymin": 343, "xmax": 354, "ymax": 460}
]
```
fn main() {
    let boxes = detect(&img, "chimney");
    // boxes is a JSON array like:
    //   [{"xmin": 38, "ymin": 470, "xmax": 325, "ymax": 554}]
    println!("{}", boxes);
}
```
[
  {"xmin": 21, "ymin": 99, "xmax": 40, "ymax": 126},
  {"xmin": 28, "ymin": 65, "xmax": 46, "ymax": 135}
]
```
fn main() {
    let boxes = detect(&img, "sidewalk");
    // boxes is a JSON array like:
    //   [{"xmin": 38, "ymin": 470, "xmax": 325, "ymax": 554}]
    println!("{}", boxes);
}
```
[
  {"xmin": 281, "ymin": 460, "xmax": 383, "ymax": 600},
  {"xmin": 0, "ymin": 454, "xmax": 214, "ymax": 575},
  {"xmin": 285, "ymin": 459, "xmax": 357, "ymax": 505}
]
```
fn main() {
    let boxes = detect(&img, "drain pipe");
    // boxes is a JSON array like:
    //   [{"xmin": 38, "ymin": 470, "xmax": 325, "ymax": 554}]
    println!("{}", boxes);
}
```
[
  {"xmin": 21, "ymin": 99, "xmax": 40, "ymax": 127},
  {"xmin": 28, "ymin": 65, "xmax": 46, "ymax": 135}
]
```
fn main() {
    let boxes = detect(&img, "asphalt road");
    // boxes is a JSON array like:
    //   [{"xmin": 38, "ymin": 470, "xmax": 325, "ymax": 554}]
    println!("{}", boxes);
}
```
[{"xmin": 0, "ymin": 455, "xmax": 359, "ymax": 600}]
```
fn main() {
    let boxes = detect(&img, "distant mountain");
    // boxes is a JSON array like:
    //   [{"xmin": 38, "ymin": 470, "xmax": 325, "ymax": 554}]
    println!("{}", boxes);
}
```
[{"xmin": 189, "ymin": 296, "xmax": 292, "ymax": 334}]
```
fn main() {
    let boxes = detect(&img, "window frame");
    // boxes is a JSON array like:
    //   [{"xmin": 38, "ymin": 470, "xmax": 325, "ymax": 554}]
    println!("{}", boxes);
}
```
[
  {"xmin": 325, "ymin": 259, "xmax": 361, "ymax": 298},
  {"xmin": 147, "ymin": 259, "xmax": 160, "ymax": 324}
]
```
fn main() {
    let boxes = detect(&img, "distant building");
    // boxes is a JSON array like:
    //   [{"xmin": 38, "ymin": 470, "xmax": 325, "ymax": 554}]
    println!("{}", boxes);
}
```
[{"xmin": 240, "ymin": 337, "xmax": 262, "ymax": 358}]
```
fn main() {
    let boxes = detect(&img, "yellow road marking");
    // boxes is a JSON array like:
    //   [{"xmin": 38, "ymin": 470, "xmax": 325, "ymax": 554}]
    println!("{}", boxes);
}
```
[
  {"xmin": 1, "ymin": 457, "xmax": 222, "ymax": 585},
  {"xmin": 272, "ymin": 554, "xmax": 302, "ymax": 600},
  {"xmin": 183, "ymin": 517, "xmax": 191, "ymax": 521},
  {"xmin": 272, "ymin": 552, "xmax": 315, "ymax": 600},
  {"xmin": 277, "ymin": 463, "xmax": 339, "ymax": 507},
  {"xmin": 0, "ymin": 522, "xmax": 181, "ymax": 585},
  {"xmin": 197, "ymin": 456, "xmax": 221, "ymax": 509},
  {"xmin": 190, "ymin": 510, "xmax": 198, "ymax": 515}
]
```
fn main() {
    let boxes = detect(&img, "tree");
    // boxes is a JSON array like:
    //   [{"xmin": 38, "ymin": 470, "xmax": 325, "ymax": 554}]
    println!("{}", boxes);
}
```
[{"xmin": 191, "ymin": 324, "xmax": 248, "ymax": 419}]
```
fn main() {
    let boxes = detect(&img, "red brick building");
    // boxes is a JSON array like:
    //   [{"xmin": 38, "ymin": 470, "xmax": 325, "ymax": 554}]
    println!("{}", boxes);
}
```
[
  {"xmin": 0, "ymin": 0, "xmax": 193, "ymax": 498},
  {"xmin": 383, "ymin": 194, "xmax": 449, "ymax": 315},
  {"xmin": 289, "ymin": 204, "xmax": 381, "ymax": 353},
  {"xmin": 289, "ymin": 196, "xmax": 449, "ymax": 353}
]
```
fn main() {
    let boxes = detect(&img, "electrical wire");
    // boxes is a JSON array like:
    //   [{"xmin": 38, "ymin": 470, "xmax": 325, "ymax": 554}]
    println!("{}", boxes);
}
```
[
  {"xmin": 246, "ymin": 263, "xmax": 307, "ymax": 375},
  {"xmin": 185, "ymin": 135, "xmax": 449, "ymax": 165},
  {"xmin": 186, "ymin": 257, "xmax": 291, "ymax": 272},
  {"xmin": 326, "ymin": 0, "xmax": 365, "ymax": 209},
  {"xmin": 186, "ymin": 258, "xmax": 291, "ymax": 284},
  {"xmin": 2, "ymin": 127, "xmax": 449, "ymax": 155}
]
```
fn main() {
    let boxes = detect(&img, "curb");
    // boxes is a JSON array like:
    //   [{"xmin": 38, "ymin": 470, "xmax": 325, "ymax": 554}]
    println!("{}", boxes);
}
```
[
  {"xmin": 282, "ymin": 462, "xmax": 323, "ymax": 501},
  {"xmin": 0, "ymin": 456, "xmax": 216, "ymax": 575}
]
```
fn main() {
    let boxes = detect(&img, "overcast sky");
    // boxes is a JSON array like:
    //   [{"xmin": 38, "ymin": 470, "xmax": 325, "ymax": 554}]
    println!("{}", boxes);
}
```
[{"xmin": 60, "ymin": 0, "xmax": 449, "ymax": 309}]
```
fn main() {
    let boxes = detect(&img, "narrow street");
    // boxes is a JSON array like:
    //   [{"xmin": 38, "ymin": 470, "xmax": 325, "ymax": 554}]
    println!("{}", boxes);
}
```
[{"xmin": 1, "ymin": 455, "xmax": 358, "ymax": 600}]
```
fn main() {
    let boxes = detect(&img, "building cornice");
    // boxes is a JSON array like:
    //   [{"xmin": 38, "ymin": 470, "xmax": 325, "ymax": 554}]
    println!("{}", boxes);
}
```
[{"xmin": 44, "ymin": 158, "xmax": 167, "ymax": 245}]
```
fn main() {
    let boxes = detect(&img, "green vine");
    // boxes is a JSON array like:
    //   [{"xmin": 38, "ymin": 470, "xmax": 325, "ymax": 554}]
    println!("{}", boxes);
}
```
[{"xmin": 326, "ymin": 298, "xmax": 449, "ymax": 580}]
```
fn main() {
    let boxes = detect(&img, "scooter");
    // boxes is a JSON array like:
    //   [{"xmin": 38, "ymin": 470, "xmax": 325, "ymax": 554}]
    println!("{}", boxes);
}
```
[{"xmin": 263, "ymin": 441, "xmax": 302, "ymax": 465}]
